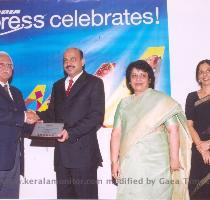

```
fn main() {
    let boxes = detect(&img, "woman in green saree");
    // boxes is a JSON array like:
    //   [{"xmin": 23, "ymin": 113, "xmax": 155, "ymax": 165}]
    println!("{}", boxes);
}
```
[{"xmin": 110, "ymin": 60, "xmax": 192, "ymax": 200}]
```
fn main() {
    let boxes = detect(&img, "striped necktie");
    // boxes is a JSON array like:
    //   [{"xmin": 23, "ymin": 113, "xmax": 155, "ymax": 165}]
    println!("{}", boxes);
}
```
[{"xmin": 66, "ymin": 79, "xmax": 74, "ymax": 96}]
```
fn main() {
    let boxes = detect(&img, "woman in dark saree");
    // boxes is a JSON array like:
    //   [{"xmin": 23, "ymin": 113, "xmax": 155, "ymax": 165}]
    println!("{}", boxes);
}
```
[{"xmin": 185, "ymin": 59, "xmax": 210, "ymax": 199}]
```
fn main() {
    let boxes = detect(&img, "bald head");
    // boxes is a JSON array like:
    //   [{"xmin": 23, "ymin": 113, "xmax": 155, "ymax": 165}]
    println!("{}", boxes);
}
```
[
  {"xmin": 63, "ymin": 48, "xmax": 85, "ymax": 78},
  {"xmin": 64, "ymin": 48, "xmax": 84, "ymax": 60}
]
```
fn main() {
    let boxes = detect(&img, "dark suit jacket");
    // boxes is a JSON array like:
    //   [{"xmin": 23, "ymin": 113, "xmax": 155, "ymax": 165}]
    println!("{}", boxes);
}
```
[
  {"xmin": 0, "ymin": 85, "xmax": 26, "ymax": 175},
  {"xmin": 38, "ymin": 71, "xmax": 105, "ymax": 169}
]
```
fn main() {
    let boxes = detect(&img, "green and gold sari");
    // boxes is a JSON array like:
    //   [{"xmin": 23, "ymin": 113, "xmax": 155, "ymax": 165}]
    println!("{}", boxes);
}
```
[{"xmin": 114, "ymin": 88, "xmax": 192, "ymax": 200}]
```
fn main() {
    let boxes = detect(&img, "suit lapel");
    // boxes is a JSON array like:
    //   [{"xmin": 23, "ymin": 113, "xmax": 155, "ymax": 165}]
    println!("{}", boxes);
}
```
[
  {"xmin": 58, "ymin": 78, "xmax": 66, "ymax": 99},
  {"xmin": 66, "ymin": 71, "xmax": 88, "ymax": 100},
  {"xmin": 10, "ymin": 86, "xmax": 19, "ymax": 104},
  {"xmin": 0, "ymin": 85, "xmax": 14, "ymax": 103}
]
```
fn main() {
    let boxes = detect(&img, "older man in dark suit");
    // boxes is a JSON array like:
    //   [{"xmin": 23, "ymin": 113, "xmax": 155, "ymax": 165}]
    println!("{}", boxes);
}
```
[
  {"xmin": 37, "ymin": 47, "xmax": 105, "ymax": 199},
  {"xmin": 0, "ymin": 51, "xmax": 38, "ymax": 198}
]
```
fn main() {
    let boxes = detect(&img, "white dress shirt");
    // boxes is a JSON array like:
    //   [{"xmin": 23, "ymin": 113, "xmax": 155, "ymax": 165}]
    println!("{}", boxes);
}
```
[
  {"xmin": 65, "ymin": 70, "xmax": 83, "ymax": 90},
  {"xmin": 0, "ymin": 81, "xmax": 14, "ymax": 100}
]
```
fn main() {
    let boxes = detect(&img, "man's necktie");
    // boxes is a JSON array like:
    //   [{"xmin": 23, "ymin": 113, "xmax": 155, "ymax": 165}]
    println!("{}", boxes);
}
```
[
  {"xmin": 66, "ymin": 79, "xmax": 74, "ymax": 96},
  {"xmin": 3, "ymin": 84, "xmax": 13, "ymax": 99}
]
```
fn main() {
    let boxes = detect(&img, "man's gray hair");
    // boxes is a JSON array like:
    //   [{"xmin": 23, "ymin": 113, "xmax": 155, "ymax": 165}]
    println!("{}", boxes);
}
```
[{"xmin": 0, "ymin": 51, "xmax": 14, "ymax": 68}]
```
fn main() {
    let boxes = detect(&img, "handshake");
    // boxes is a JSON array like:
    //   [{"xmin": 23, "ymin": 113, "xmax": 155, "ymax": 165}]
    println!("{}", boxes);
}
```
[
  {"xmin": 25, "ymin": 110, "xmax": 41, "ymax": 124},
  {"xmin": 24, "ymin": 110, "xmax": 69, "ymax": 142}
]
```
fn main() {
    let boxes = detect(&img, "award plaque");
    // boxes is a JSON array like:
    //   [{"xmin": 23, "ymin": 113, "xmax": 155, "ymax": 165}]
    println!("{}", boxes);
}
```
[{"xmin": 31, "ymin": 123, "xmax": 64, "ymax": 138}]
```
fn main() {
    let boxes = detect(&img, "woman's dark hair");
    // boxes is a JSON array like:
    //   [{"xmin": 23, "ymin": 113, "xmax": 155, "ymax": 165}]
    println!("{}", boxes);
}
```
[
  {"xmin": 196, "ymin": 59, "xmax": 210, "ymax": 85},
  {"xmin": 126, "ymin": 60, "xmax": 155, "ymax": 94}
]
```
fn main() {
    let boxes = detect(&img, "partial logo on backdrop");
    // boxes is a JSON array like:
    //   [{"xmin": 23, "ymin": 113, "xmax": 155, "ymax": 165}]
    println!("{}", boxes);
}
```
[{"xmin": 0, "ymin": 0, "xmax": 170, "ymax": 127}]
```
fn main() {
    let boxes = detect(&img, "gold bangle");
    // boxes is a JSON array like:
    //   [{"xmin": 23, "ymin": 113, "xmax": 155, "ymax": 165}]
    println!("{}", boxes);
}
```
[{"xmin": 111, "ymin": 160, "xmax": 118, "ymax": 164}]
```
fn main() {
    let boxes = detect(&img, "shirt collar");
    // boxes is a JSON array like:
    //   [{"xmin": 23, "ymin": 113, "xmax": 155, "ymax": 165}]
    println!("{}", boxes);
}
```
[
  {"xmin": 0, "ymin": 81, "xmax": 9, "ymax": 87},
  {"xmin": 66, "ymin": 70, "xmax": 83, "ymax": 83}
]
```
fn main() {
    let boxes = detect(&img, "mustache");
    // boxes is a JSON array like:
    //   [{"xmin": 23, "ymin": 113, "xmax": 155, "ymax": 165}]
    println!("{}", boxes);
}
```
[{"xmin": 65, "ymin": 65, "xmax": 75, "ymax": 69}]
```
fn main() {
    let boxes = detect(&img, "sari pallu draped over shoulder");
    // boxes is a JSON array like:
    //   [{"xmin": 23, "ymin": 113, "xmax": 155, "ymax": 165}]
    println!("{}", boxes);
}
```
[{"xmin": 119, "ymin": 89, "xmax": 192, "ymax": 200}]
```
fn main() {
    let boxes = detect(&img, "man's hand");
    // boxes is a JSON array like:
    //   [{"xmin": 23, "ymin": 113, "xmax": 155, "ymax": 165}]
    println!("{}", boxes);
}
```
[
  {"xmin": 25, "ymin": 110, "xmax": 40, "ymax": 124},
  {"xmin": 57, "ymin": 129, "xmax": 69, "ymax": 142}
]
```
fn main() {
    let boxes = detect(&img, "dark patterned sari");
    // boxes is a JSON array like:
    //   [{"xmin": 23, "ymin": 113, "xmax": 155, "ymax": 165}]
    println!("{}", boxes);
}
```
[{"xmin": 185, "ymin": 91, "xmax": 210, "ymax": 200}]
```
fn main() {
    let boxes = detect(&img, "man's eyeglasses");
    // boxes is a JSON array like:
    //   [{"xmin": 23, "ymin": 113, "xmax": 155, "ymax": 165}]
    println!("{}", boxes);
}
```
[{"xmin": 0, "ymin": 62, "xmax": 13, "ymax": 69}]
